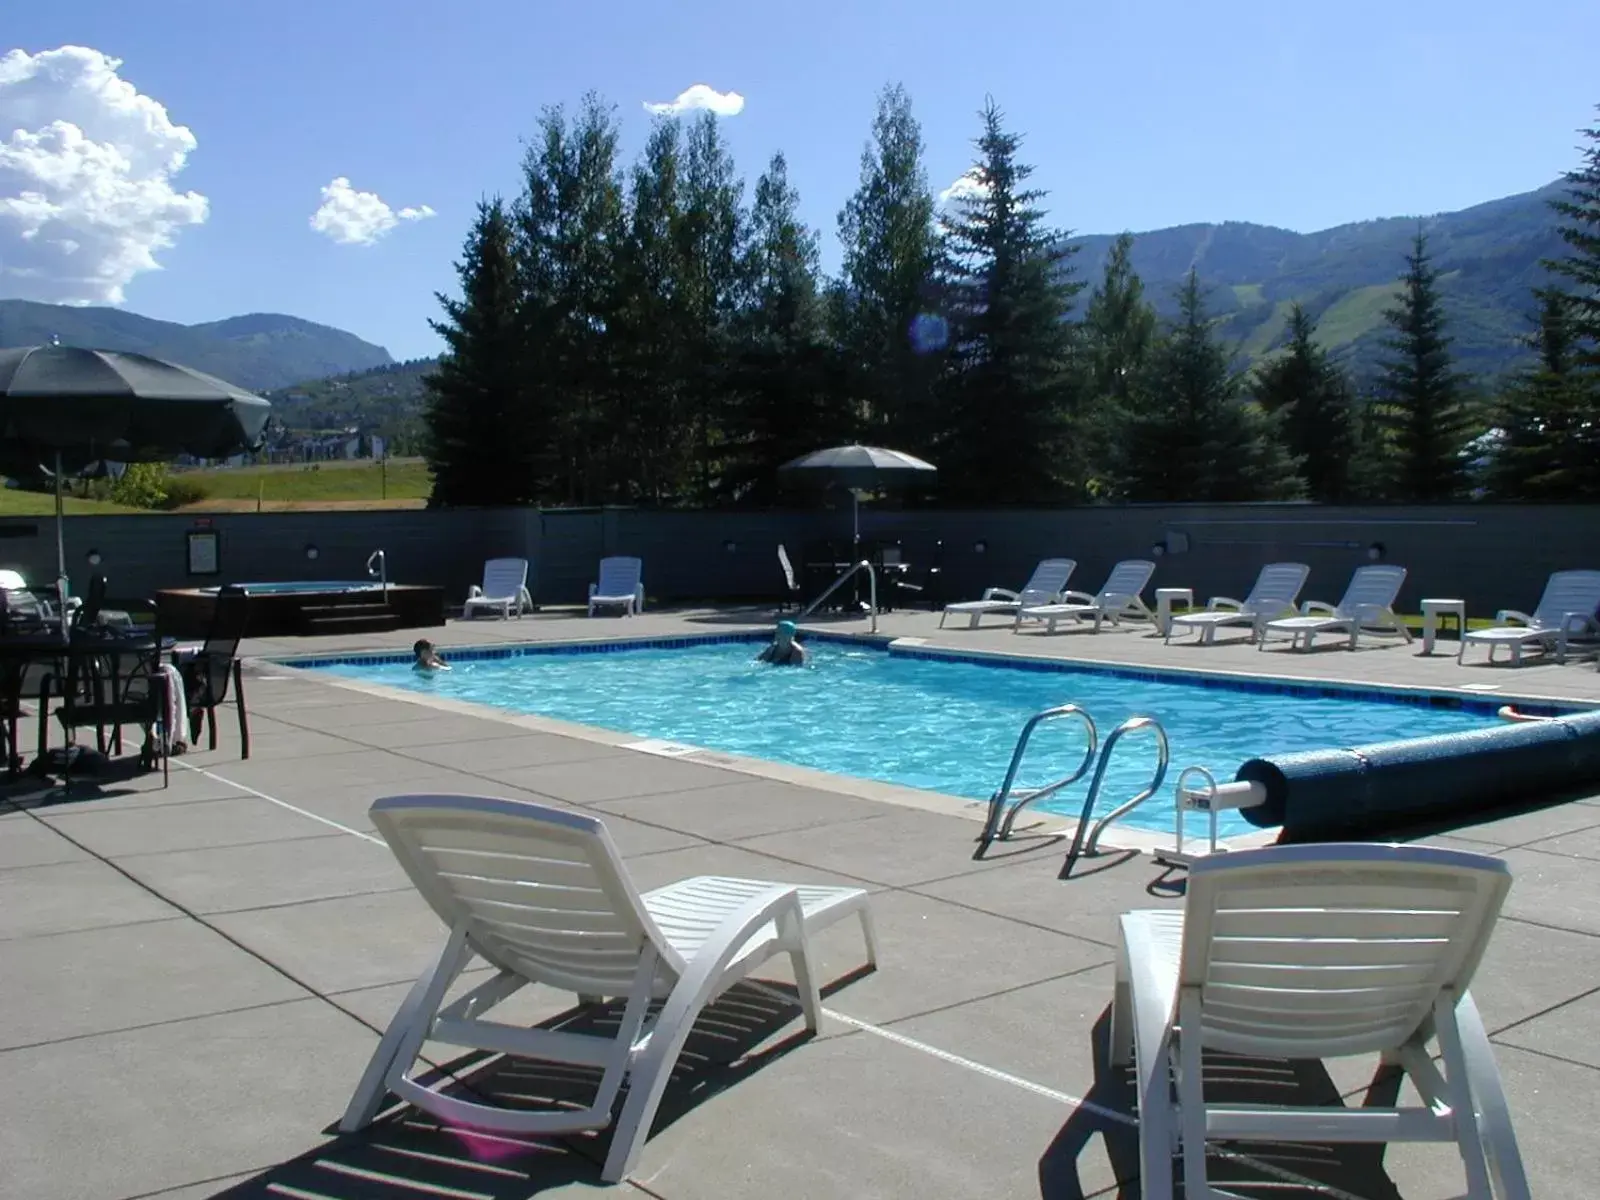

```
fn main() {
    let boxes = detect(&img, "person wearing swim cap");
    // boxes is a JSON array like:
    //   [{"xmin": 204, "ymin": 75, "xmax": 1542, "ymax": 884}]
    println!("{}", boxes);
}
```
[{"xmin": 757, "ymin": 620, "xmax": 806, "ymax": 666}]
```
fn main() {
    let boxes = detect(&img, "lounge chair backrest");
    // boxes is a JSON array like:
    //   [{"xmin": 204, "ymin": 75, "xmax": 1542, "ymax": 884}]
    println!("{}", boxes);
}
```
[
  {"xmin": 1180, "ymin": 843, "xmax": 1510, "ymax": 1061},
  {"xmin": 1242, "ymin": 562, "xmax": 1310, "ymax": 612},
  {"xmin": 1020, "ymin": 558, "xmax": 1076, "ymax": 605},
  {"xmin": 480, "ymin": 557, "xmax": 529, "ymax": 600},
  {"xmin": 1337, "ymin": 564, "xmax": 1407, "ymax": 615},
  {"xmin": 597, "ymin": 556, "xmax": 643, "ymax": 596},
  {"xmin": 777, "ymin": 544, "xmax": 797, "ymax": 591},
  {"xmin": 1098, "ymin": 559, "xmax": 1156, "ymax": 601},
  {"xmin": 371, "ymin": 794, "xmax": 681, "ymax": 996},
  {"xmin": 1529, "ymin": 569, "xmax": 1600, "ymax": 630}
]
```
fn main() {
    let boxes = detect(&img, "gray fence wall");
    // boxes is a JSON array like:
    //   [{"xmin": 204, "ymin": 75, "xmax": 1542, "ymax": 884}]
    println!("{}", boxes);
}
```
[{"xmin": 0, "ymin": 503, "xmax": 1594, "ymax": 618}]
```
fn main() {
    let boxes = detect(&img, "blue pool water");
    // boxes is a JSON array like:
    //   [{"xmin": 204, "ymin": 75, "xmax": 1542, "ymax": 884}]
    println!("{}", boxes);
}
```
[
  {"xmin": 204, "ymin": 581, "xmax": 380, "ymax": 596},
  {"xmin": 309, "ymin": 637, "xmax": 1505, "ymax": 835}
]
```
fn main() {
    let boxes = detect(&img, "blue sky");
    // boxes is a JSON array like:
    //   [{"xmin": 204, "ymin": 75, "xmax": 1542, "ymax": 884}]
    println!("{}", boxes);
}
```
[{"xmin": 3, "ymin": 0, "xmax": 1595, "ymax": 363}]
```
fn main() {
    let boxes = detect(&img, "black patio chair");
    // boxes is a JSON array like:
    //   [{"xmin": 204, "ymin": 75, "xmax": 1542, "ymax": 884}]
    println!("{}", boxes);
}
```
[
  {"xmin": 180, "ymin": 584, "xmax": 251, "ymax": 758},
  {"xmin": 46, "ymin": 640, "xmax": 170, "ymax": 788}
]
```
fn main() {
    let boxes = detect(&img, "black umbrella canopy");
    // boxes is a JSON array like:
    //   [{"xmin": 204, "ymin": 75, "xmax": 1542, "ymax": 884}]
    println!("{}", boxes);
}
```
[
  {"xmin": 0, "ymin": 345, "xmax": 272, "ymax": 462},
  {"xmin": 778, "ymin": 444, "xmax": 937, "ymax": 490}
]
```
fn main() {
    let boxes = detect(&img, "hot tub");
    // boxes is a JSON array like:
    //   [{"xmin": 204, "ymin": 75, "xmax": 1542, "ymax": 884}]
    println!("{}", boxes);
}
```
[{"xmin": 156, "ymin": 580, "xmax": 447, "ymax": 639}]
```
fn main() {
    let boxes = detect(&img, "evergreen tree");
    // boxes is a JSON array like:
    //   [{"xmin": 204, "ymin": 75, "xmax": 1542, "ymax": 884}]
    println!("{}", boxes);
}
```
[
  {"xmin": 834, "ymin": 83, "xmax": 941, "ymax": 454},
  {"xmin": 672, "ymin": 113, "xmax": 745, "ymax": 504},
  {"xmin": 1117, "ymin": 272, "xmax": 1300, "ymax": 502},
  {"xmin": 1081, "ymin": 233, "xmax": 1157, "ymax": 496},
  {"xmin": 935, "ymin": 98, "xmax": 1084, "ymax": 504},
  {"xmin": 1545, "ymin": 106, "xmax": 1600, "ymax": 369},
  {"xmin": 517, "ymin": 94, "xmax": 626, "ymax": 505},
  {"xmin": 1491, "ymin": 289, "xmax": 1600, "ymax": 499},
  {"xmin": 1369, "ymin": 231, "xmax": 1473, "ymax": 501},
  {"xmin": 722, "ymin": 153, "xmax": 850, "ymax": 502},
  {"xmin": 423, "ymin": 199, "xmax": 541, "ymax": 506},
  {"xmin": 1252, "ymin": 303, "xmax": 1360, "ymax": 501},
  {"xmin": 613, "ymin": 118, "xmax": 689, "ymax": 503}
]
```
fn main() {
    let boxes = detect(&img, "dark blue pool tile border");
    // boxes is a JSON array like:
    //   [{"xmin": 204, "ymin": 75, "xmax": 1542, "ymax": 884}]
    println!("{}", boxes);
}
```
[{"xmin": 275, "ymin": 629, "xmax": 1587, "ymax": 719}]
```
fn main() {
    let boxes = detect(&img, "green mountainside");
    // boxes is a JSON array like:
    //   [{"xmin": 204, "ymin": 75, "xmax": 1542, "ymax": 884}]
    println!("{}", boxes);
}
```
[
  {"xmin": 1065, "ymin": 180, "xmax": 1567, "ymax": 379},
  {"xmin": 0, "ymin": 300, "xmax": 393, "ymax": 391}
]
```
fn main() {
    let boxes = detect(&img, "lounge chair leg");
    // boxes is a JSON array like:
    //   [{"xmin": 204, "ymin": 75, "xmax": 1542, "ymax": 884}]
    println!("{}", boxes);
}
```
[
  {"xmin": 1432, "ymin": 992, "xmax": 1496, "ymax": 1199},
  {"xmin": 858, "ymin": 906, "xmax": 879, "ymax": 969}
]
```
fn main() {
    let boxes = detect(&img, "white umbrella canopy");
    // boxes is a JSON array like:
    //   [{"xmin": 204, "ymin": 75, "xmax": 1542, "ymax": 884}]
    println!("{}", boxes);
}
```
[{"xmin": 778, "ymin": 444, "xmax": 937, "ymax": 547}]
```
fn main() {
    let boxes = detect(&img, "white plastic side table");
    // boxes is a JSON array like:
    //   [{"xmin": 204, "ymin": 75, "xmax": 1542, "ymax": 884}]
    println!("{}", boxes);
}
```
[
  {"xmin": 1155, "ymin": 587, "xmax": 1194, "ymax": 637},
  {"xmin": 1421, "ymin": 598, "xmax": 1466, "ymax": 656}
]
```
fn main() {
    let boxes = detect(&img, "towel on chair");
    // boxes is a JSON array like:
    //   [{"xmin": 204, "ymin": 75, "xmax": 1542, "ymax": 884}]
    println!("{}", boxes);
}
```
[{"xmin": 159, "ymin": 663, "xmax": 188, "ymax": 753}]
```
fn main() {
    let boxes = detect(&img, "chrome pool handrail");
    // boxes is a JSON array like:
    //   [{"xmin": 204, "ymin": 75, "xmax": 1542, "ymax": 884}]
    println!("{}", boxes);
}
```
[
  {"xmin": 367, "ymin": 549, "xmax": 388, "ymax": 600},
  {"xmin": 799, "ymin": 559, "xmax": 879, "ymax": 633},
  {"xmin": 978, "ymin": 704, "xmax": 1098, "ymax": 851},
  {"xmin": 1064, "ymin": 716, "xmax": 1171, "ymax": 870}
]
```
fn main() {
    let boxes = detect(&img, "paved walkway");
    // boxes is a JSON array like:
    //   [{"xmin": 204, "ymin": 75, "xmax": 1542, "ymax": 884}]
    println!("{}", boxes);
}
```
[{"xmin": 2, "ymin": 606, "xmax": 1597, "ymax": 1197}]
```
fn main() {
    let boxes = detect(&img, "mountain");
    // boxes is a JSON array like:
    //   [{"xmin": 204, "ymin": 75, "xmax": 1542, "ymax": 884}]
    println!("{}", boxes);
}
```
[
  {"xmin": 1065, "ymin": 180, "xmax": 1568, "ymax": 380},
  {"xmin": 0, "ymin": 300, "xmax": 393, "ymax": 391},
  {"xmin": 266, "ymin": 358, "xmax": 434, "ymax": 435}
]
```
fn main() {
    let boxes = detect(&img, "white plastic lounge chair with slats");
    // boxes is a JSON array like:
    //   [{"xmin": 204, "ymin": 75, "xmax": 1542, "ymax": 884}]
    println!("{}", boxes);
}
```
[
  {"xmin": 342, "ymin": 794, "xmax": 877, "ymax": 1183},
  {"xmin": 463, "ymin": 556, "xmax": 534, "ymax": 620},
  {"xmin": 1165, "ymin": 562, "xmax": 1310, "ymax": 645},
  {"xmin": 1112, "ymin": 842, "xmax": 1529, "ymax": 1200},
  {"xmin": 1458, "ymin": 568, "xmax": 1600, "ymax": 665},
  {"xmin": 940, "ymin": 558, "xmax": 1076, "ymax": 629},
  {"xmin": 1014, "ymin": 559, "xmax": 1157, "ymax": 633},
  {"xmin": 1258, "ymin": 563, "xmax": 1412, "ymax": 652},
  {"xmin": 588, "ymin": 556, "xmax": 645, "ymax": 617}
]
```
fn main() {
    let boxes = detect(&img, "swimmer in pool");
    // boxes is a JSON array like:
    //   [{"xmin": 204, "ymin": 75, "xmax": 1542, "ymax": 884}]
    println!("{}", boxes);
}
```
[
  {"xmin": 756, "ymin": 620, "xmax": 806, "ymax": 666},
  {"xmin": 413, "ymin": 639, "xmax": 450, "ymax": 672}
]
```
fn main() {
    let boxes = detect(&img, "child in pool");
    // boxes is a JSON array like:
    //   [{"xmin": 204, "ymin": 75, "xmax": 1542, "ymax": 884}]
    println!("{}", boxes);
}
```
[{"xmin": 413, "ymin": 639, "xmax": 450, "ymax": 672}]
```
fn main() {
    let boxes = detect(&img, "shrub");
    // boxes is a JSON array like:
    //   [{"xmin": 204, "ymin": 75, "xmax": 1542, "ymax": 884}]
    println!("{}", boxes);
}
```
[
  {"xmin": 157, "ymin": 477, "xmax": 210, "ymax": 510},
  {"xmin": 109, "ymin": 463, "xmax": 169, "ymax": 509}
]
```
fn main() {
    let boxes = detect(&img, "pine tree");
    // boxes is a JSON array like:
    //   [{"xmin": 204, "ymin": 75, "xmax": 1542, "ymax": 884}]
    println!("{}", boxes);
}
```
[
  {"xmin": 722, "ymin": 153, "xmax": 850, "ymax": 502},
  {"xmin": 423, "ymin": 199, "xmax": 542, "ymax": 507},
  {"xmin": 673, "ymin": 113, "xmax": 745, "ymax": 504},
  {"xmin": 1253, "ymin": 304, "xmax": 1360, "ymax": 501},
  {"xmin": 835, "ymin": 83, "xmax": 941, "ymax": 454},
  {"xmin": 517, "ymin": 94, "xmax": 626, "ymax": 505},
  {"xmin": 1082, "ymin": 233, "xmax": 1156, "ymax": 496},
  {"xmin": 1118, "ymin": 272, "xmax": 1301, "ymax": 502},
  {"xmin": 935, "ymin": 98, "xmax": 1084, "ymax": 504},
  {"xmin": 1491, "ymin": 289, "xmax": 1600, "ymax": 499},
  {"xmin": 1369, "ymin": 231, "xmax": 1473, "ymax": 501},
  {"xmin": 612, "ymin": 118, "xmax": 689, "ymax": 503},
  {"xmin": 1545, "ymin": 106, "xmax": 1600, "ymax": 370}
]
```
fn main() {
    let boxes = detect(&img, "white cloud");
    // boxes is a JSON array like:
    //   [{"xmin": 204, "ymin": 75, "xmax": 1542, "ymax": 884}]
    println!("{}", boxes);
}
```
[
  {"xmin": 642, "ymin": 84, "xmax": 745, "ymax": 118},
  {"xmin": 938, "ymin": 169, "xmax": 989, "ymax": 206},
  {"xmin": 0, "ymin": 45, "xmax": 209, "ymax": 306},
  {"xmin": 309, "ymin": 177, "xmax": 435, "ymax": 246}
]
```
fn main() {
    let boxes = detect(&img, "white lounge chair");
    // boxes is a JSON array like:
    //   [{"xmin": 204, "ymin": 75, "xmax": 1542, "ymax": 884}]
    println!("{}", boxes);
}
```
[
  {"xmin": 589, "ymin": 556, "xmax": 645, "ymax": 616},
  {"xmin": 342, "ymin": 794, "xmax": 877, "ymax": 1183},
  {"xmin": 1165, "ymin": 562, "xmax": 1310, "ymax": 645},
  {"xmin": 1112, "ymin": 842, "xmax": 1529, "ymax": 1200},
  {"xmin": 940, "ymin": 558, "xmax": 1076, "ymax": 629},
  {"xmin": 1259, "ymin": 563, "xmax": 1412, "ymax": 652},
  {"xmin": 1459, "ymin": 569, "xmax": 1600, "ymax": 665},
  {"xmin": 463, "ymin": 556, "xmax": 533, "ymax": 619},
  {"xmin": 1014, "ymin": 559, "xmax": 1157, "ymax": 633}
]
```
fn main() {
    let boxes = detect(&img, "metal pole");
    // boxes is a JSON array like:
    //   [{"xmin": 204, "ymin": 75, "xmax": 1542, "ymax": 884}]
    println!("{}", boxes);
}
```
[{"xmin": 54, "ymin": 450, "xmax": 69, "ymax": 644}]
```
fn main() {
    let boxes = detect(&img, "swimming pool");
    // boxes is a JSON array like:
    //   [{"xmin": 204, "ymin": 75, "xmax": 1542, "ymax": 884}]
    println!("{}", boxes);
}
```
[{"xmin": 306, "ymin": 636, "xmax": 1505, "ymax": 836}]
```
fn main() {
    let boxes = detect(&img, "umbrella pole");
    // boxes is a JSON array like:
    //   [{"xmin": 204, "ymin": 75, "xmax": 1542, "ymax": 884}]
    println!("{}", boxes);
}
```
[{"xmin": 54, "ymin": 451, "xmax": 69, "ymax": 644}]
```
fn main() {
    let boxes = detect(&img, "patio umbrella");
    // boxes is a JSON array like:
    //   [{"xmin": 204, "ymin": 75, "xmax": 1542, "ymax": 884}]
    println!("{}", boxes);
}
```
[
  {"xmin": 778, "ymin": 444, "xmax": 937, "ymax": 550},
  {"xmin": 0, "ymin": 345, "xmax": 272, "ymax": 637}
]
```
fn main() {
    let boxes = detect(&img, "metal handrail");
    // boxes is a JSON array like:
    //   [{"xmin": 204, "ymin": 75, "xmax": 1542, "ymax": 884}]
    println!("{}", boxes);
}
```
[
  {"xmin": 366, "ymin": 548, "xmax": 388, "ymax": 600},
  {"xmin": 978, "ymin": 704, "xmax": 1098, "ymax": 849},
  {"xmin": 1063, "ymin": 716, "xmax": 1171, "ymax": 868},
  {"xmin": 799, "ymin": 559, "xmax": 878, "ymax": 633}
]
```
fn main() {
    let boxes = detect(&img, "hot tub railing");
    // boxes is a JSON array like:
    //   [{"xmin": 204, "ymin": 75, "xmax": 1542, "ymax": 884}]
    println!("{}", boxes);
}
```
[{"xmin": 367, "ymin": 549, "xmax": 388, "ymax": 600}]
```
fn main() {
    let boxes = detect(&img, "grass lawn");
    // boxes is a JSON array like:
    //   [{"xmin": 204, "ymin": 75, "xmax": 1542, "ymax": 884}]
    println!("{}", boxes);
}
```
[
  {"xmin": 0, "ymin": 489, "xmax": 141, "ymax": 516},
  {"xmin": 178, "ymin": 458, "xmax": 432, "ymax": 505}
]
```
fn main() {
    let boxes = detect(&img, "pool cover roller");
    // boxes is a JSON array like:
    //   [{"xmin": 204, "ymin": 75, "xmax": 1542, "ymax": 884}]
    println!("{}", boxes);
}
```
[{"xmin": 1235, "ymin": 708, "xmax": 1600, "ymax": 841}]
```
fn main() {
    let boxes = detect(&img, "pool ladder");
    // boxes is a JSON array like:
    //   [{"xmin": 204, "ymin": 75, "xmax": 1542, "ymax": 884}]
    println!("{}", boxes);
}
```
[{"xmin": 976, "ymin": 705, "xmax": 1170, "ymax": 870}]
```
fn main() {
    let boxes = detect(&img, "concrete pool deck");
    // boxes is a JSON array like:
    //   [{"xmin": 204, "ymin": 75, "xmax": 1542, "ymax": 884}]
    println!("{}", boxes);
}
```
[{"xmin": 3, "ymin": 604, "xmax": 1599, "ymax": 1197}]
